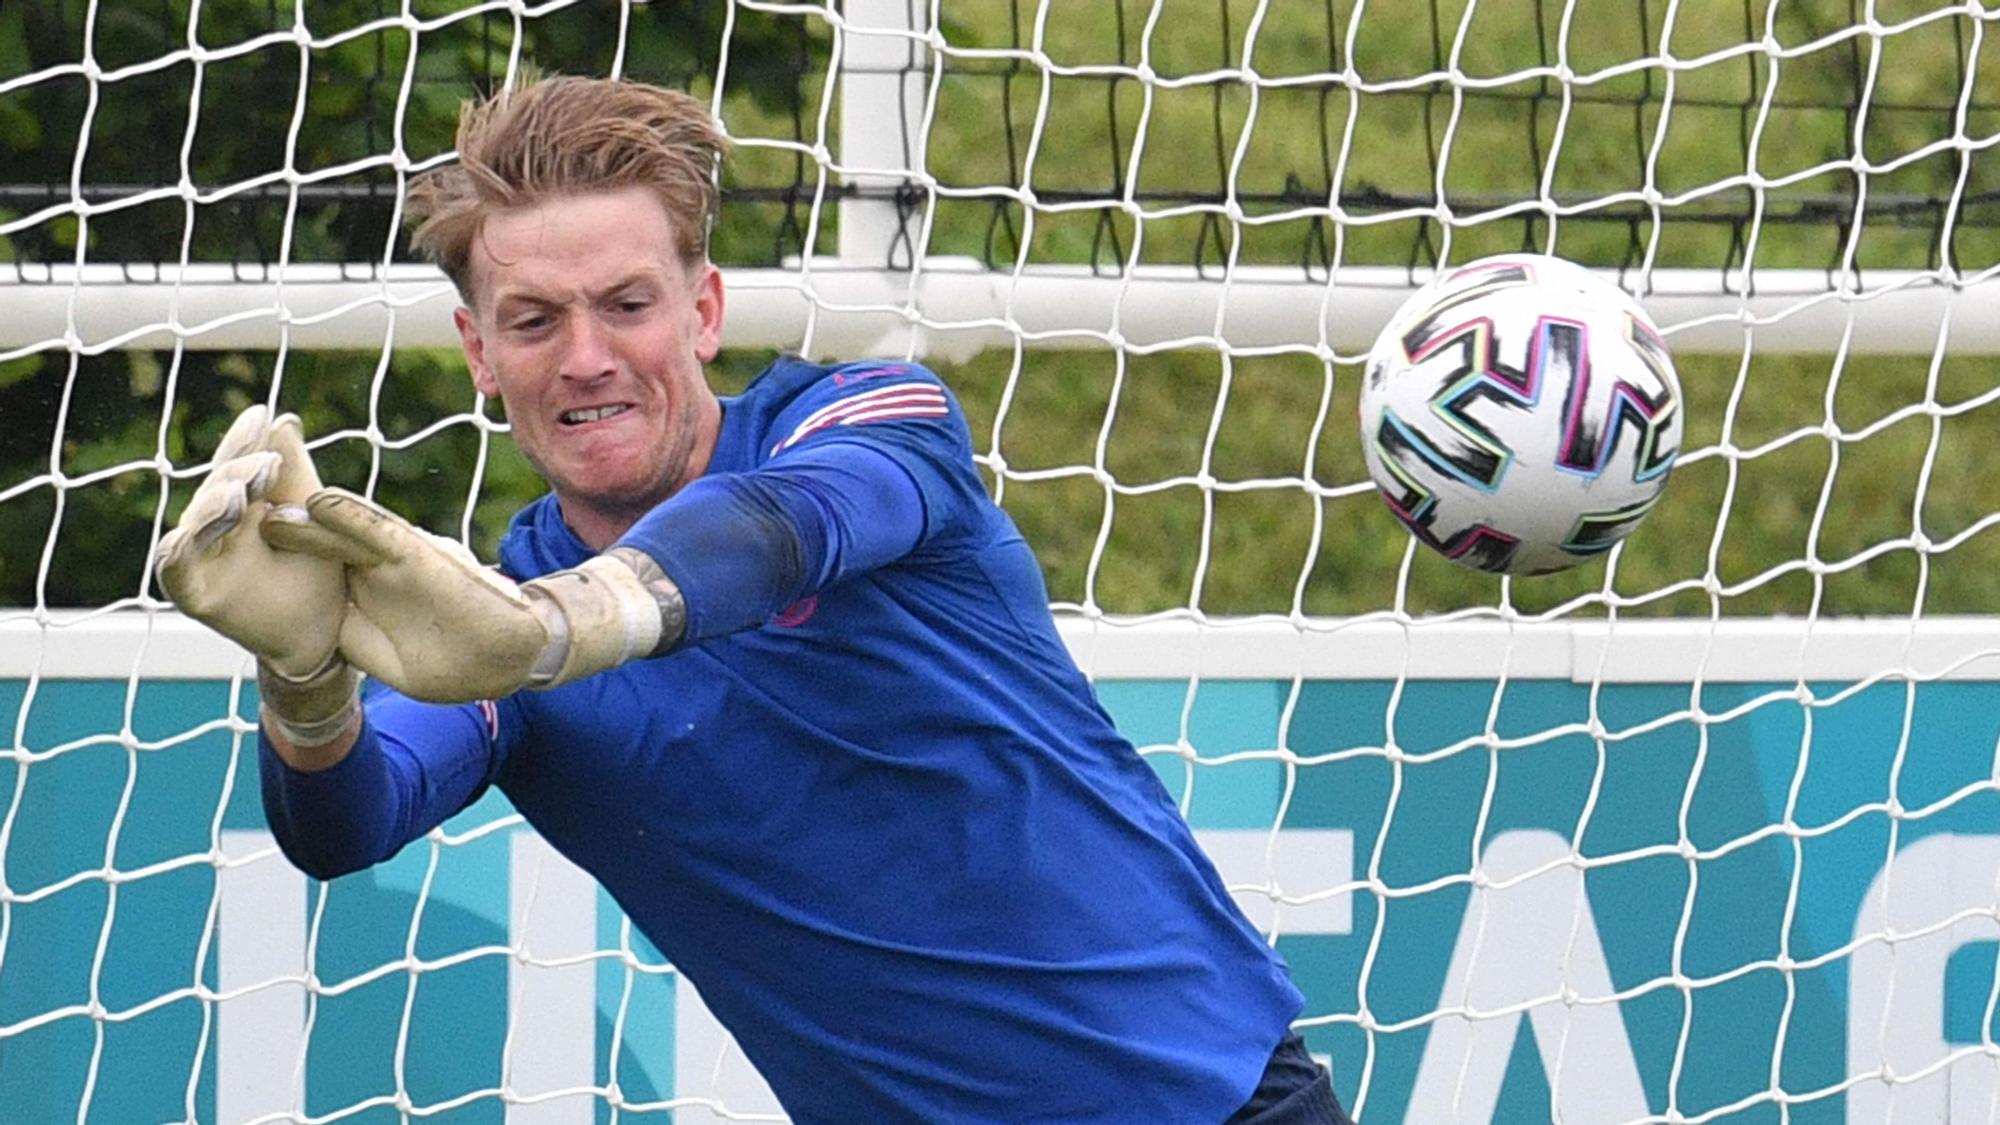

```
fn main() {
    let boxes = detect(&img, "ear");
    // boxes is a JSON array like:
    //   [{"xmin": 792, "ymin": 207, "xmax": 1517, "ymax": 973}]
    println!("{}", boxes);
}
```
[
  {"xmin": 455, "ymin": 306, "xmax": 501, "ymax": 398},
  {"xmin": 692, "ymin": 263, "xmax": 725, "ymax": 363}
]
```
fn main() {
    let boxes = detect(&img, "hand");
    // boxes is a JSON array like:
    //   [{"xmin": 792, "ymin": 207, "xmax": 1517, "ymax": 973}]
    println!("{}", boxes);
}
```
[
  {"xmin": 263, "ymin": 489, "xmax": 681, "ymax": 703},
  {"xmin": 157, "ymin": 406, "xmax": 345, "ymax": 679},
  {"xmin": 157, "ymin": 407, "xmax": 358, "ymax": 749}
]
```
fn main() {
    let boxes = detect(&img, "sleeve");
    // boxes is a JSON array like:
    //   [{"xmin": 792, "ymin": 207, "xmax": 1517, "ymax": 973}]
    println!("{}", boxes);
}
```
[
  {"xmin": 614, "ymin": 363, "xmax": 990, "ymax": 646},
  {"xmin": 763, "ymin": 362, "xmax": 988, "ymax": 545},
  {"xmin": 259, "ymin": 686, "xmax": 516, "ymax": 880}
]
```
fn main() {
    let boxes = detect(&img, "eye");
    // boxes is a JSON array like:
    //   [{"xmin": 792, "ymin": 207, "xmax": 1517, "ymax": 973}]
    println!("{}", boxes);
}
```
[{"xmin": 510, "ymin": 313, "xmax": 553, "ymax": 335}]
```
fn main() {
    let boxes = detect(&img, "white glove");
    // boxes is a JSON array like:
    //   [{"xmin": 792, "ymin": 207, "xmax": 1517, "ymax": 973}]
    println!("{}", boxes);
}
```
[
  {"xmin": 156, "ymin": 407, "xmax": 358, "ymax": 745},
  {"xmin": 262, "ymin": 488, "xmax": 684, "ymax": 704}
]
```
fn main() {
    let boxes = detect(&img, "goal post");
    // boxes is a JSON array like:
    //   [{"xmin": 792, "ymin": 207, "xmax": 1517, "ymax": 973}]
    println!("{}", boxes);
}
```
[
  {"xmin": 12, "ymin": 261, "xmax": 2000, "ymax": 357},
  {"xmin": 6, "ymin": 1, "xmax": 2000, "ymax": 1123}
]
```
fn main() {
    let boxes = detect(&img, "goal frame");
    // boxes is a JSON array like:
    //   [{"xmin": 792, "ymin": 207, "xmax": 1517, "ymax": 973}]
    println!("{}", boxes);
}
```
[{"xmin": 10, "ymin": 0, "xmax": 2000, "ymax": 1120}]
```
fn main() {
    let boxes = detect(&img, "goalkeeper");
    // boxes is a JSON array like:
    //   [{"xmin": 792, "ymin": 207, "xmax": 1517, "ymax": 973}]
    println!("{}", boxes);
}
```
[{"xmin": 157, "ymin": 75, "xmax": 1349, "ymax": 1125}]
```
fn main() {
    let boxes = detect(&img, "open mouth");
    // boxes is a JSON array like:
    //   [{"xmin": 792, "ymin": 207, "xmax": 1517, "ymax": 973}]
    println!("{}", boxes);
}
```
[{"xmin": 560, "ymin": 404, "xmax": 633, "ymax": 426}]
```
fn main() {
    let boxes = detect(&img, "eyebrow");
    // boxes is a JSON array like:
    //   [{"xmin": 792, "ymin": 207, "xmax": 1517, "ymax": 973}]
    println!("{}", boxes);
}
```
[{"xmin": 492, "ymin": 272, "xmax": 663, "ymax": 311}]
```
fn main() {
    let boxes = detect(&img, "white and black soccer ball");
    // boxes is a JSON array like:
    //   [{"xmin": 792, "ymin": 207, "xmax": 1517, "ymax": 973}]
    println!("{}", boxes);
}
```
[{"xmin": 1359, "ymin": 254, "xmax": 1683, "ymax": 576}]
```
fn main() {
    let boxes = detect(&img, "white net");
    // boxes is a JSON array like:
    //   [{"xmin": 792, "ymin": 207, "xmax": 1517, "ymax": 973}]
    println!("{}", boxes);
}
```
[{"xmin": 4, "ymin": 1, "xmax": 2000, "ymax": 1122}]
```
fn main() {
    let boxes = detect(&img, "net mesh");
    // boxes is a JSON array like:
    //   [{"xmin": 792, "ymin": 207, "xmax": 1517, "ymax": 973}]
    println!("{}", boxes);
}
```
[{"xmin": 4, "ymin": 1, "xmax": 2000, "ymax": 1122}]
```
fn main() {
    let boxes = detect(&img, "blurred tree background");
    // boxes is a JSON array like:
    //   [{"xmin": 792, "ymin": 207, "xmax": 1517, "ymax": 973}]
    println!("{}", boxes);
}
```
[
  {"xmin": 3, "ymin": 0, "xmax": 1998, "ymax": 618},
  {"xmin": 0, "ymin": 0, "xmax": 817, "ymax": 606}
]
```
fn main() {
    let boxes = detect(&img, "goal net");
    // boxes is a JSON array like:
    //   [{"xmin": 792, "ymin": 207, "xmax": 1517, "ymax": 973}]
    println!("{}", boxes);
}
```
[{"xmin": 5, "ymin": 0, "xmax": 2000, "ymax": 1121}]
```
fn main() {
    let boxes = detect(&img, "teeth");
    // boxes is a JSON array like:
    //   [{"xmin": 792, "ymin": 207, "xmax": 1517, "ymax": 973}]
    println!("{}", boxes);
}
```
[{"xmin": 562, "ymin": 405, "xmax": 630, "ymax": 425}]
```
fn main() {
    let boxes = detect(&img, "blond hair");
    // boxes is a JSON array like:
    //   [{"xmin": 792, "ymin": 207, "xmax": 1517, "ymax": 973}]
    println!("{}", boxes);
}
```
[{"xmin": 406, "ymin": 74, "xmax": 728, "ymax": 303}]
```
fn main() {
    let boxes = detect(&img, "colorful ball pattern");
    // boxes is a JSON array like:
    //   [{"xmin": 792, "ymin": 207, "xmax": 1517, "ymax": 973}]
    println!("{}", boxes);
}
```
[{"xmin": 1359, "ymin": 254, "xmax": 1684, "ymax": 575}]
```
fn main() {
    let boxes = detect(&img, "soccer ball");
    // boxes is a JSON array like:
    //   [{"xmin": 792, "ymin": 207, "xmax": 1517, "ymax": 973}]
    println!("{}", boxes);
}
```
[{"xmin": 1358, "ymin": 254, "xmax": 1684, "ymax": 576}]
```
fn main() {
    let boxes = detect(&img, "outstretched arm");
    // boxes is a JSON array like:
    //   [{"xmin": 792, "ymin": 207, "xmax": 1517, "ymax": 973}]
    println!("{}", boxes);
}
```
[{"xmin": 261, "ymin": 436, "xmax": 928, "ymax": 703}]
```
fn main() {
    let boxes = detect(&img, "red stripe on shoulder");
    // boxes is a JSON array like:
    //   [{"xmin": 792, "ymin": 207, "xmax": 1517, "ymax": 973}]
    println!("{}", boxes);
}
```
[{"xmin": 774, "ymin": 382, "xmax": 949, "ymax": 453}]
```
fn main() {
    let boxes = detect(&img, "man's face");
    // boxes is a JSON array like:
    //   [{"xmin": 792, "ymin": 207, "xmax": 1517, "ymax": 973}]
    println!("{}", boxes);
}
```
[{"xmin": 455, "ymin": 187, "xmax": 725, "ymax": 535}]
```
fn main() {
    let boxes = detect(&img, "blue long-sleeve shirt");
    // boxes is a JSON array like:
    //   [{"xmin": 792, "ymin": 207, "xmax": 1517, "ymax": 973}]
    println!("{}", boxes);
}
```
[{"xmin": 260, "ymin": 358, "xmax": 1304, "ymax": 1125}]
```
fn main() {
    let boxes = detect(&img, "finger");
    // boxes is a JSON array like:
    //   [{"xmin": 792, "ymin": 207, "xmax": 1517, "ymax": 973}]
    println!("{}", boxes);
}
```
[
  {"xmin": 260, "ymin": 502, "xmax": 389, "ymax": 567},
  {"xmin": 188, "ymin": 481, "xmax": 248, "ymax": 558},
  {"xmin": 157, "ymin": 471, "xmax": 250, "ymax": 604},
  {"xmin": 303, "ymin": 489, "xmax": 423, "ymax": 562},
  {"xmin": 154, "ymin": 525, "xmax": 200, "ymax": 600},
  {"xmin": 264, "ymin": 413, "xmax": 324, "ymax": 502},
  {"xmin": 242, "ymin": 448, "xmax": 282, "ymax": 505},
  {"xmin": 212, "ymin": 405, "xmax": 273, "ymax": 464},
  {"xmin": 175, "ymin": 452, "xmax": 280, "ymax": 556}
]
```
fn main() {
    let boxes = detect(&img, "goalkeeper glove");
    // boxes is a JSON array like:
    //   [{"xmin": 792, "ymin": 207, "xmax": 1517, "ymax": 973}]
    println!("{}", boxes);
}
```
[
  {"xmin": 156, "ymin": 407, "xmax": 358, "ymax": 748},
  {"xmin": 261, "ymin": 488, "xmax": 685, "ymax": 704}
]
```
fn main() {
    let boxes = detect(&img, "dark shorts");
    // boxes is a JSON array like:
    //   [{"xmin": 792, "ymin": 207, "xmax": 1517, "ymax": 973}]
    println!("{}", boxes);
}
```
[{"xmin": 1222, "ymin": 1030, "xmax": 1355, "ymax": 1125}]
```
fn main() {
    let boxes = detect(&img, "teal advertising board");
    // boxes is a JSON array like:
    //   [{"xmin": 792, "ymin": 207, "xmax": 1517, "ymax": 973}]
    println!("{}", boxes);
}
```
[{"xmin": 4, "ymin": 667, "xmax": 1999, "ymax": 1123}]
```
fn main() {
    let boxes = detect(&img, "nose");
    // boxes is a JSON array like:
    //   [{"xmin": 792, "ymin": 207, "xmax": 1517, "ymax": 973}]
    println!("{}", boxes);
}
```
[{"xmin": 562, "ymin": 312, "xmax": 617, "ymax": 380}]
